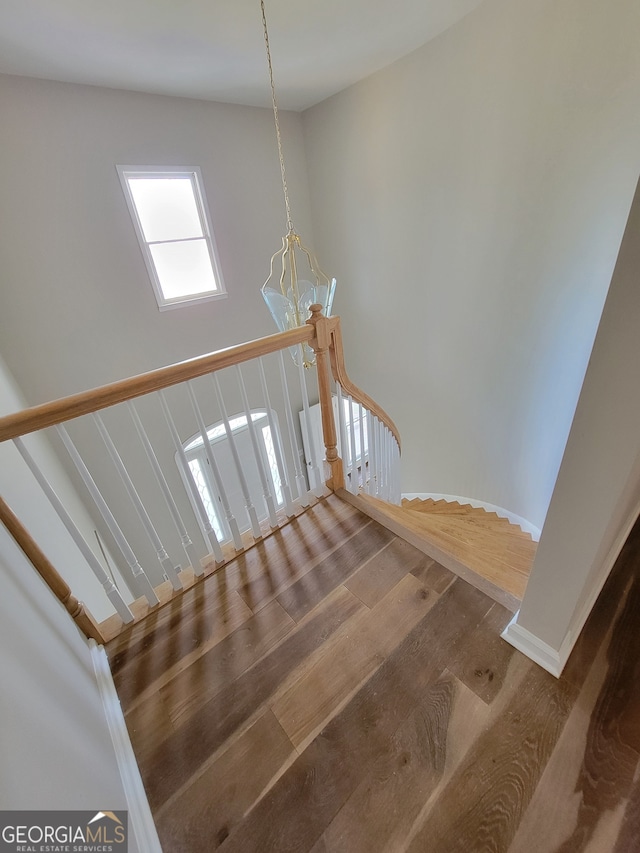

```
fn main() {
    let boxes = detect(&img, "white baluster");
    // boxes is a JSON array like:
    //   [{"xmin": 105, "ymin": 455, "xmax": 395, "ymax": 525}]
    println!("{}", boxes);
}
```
[
  {"xmin": 55, "ymin": 425, "xmax": 159, "ymax": 607},
  {"xmin": 14, "ymin": 437, "xmax": 134, "ymax": 623},
  {"xmin": 336, "ymin": 385, "xmax": 350, "ymax": 494},
  {"xmin": 211, "ymin": 374, "xmax": 262, "ymax": 539},
  {"xmin": 278, "ymin": 350, "xmax": 309, "ymax": 505},
  {"xmin": 373, "ymin": 417, "xmax": 384, "ymax": 498},
  {"xmin": 382, "ymin": 425, "xmax": 390, "ymax": 502},
  {"xmin": 297, "ymin": 345, "xmax": 324, "ymax": 497},
  {"xmin": 93, "ymin": 413, "xmax": 182, "ymax": 592},
  {"xmin": 159, "ymin": 391, "xmax": 221, "ymax": 567},
  {"xmin": 388, "ymin": 434, "xmax": 393, "ymax": 502},
  {"xmin": 358, "ymin": 403, "xmax": 368, "ymax": 493},
  {"xmin": 128, "ymin": 401, "xmax": 201, "ymax": 575},
  {"xmin": 372, "ymin": 415, "xmax": 380, "ymax": 498},
  {"xmin": 346, "ymin": 394, "xmax": 358, "ymax": 495},
  {"xmin": 236, "ymin": 365, "xmax": 279, "ymax": 528},
  {"xmin": 187, "ymin": 382, "xmax": 243, "ymax": 551},
  {"xmin": 379, "ymin": 421, "xmax": 387, "ymax": 500},
  {"xmin": 258, "ymin": 358, "xmax": 295, "ymax": 517},
  {"xmin": 368, "ymin": 413, "xmax": 376, "ymax": 497}
]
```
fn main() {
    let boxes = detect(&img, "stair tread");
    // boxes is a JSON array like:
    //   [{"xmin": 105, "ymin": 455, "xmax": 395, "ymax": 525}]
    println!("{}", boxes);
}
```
[
  {"xmin": 368, "ymin": 498, "xmax": 535, "ymax": 600},
  {"xmin": 401, "ymin": 498, "xmax": 532, "ymax": 538},
  {"xmin": 402, "ymin": 506, "xmax": 530, "ymax": 542}
]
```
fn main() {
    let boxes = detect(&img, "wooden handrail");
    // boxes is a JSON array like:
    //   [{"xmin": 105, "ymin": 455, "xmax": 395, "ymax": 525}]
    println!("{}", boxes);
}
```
[
  {"xmin": 0, "ymin": 325, "xmax": 315, "ymax": 442},
  {"xmin": 0, "ymin": 495, "xmax": 105, "ymax": 642},
  {"xmin": 324, "ymin": 316, "xmax": 401, "ymax": 450}
]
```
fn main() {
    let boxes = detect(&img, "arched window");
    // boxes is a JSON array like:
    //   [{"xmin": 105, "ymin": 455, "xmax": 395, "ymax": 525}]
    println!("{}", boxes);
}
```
[{"xmin": 179, "ymin": 409, "xmax": 284, "ymax": 543}]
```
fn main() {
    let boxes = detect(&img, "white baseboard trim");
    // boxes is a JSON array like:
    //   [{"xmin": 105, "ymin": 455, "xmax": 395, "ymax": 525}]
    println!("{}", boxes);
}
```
[
  {"xmin": 500, "ymin": 614, "xmax": 572, "ymax": 678},
  {"xmin": 402, "ymin": 493, "xmax": 541, "ymax": 541},
  {"xmin": 556, "ymin": 495, "xmax": 640, "ymax": 666},
  {"xmin": 90, "ymin": 641, "xmax": 163, "ymax": 853},
  {"xmin": 503, "ymin": 495, "xmax": 640, "ymax": 678}
]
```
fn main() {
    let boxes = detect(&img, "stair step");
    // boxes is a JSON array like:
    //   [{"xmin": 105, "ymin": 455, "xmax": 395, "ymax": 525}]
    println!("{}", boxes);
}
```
[
  {"xmin": 403, "ymin": 498, "xmax": 475, "ymax": 515},
  {"xmin": 357, "ymin": 495, "xmax": 538, "ymax": 605},
  {"xmin": 401, "ymin": 498, "xmax": 531, "ymax": 537}
]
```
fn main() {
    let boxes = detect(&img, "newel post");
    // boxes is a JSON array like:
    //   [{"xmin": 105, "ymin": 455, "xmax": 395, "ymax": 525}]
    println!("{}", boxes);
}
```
[{"xmin": 307, "ymin": 305, "xmax": 345, "ymax": 491}]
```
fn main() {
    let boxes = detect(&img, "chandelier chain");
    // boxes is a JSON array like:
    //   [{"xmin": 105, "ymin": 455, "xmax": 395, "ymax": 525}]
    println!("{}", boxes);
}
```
[{"xmin": 261, "ymin": 0, "xmax": 294, "ymax": 235}]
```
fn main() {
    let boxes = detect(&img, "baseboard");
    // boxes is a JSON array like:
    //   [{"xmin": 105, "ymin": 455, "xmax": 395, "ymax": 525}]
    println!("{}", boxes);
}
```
[
  {"xmin": 503, "ymin": 495, "xmax": 640, "ymax": 677},
  {"xmin": 555, "ymin": 495, "xmax": 640, "ymax": 667},
  {"xmin": 402, "ymin": 493, "xmax": 541, "ymax": 541},
  {"xmin": 500, "ymin": 614, "xmax": 570, "ymax": 678},
  {"xmin": 89, "ymin": 641, "xmax": 163, "ymax": 853}
]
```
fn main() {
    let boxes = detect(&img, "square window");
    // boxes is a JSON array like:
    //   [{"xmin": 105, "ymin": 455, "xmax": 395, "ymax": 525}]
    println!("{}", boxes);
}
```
[{"xmin": 117, "ymin": 166, "xmax": 226, "ymax": 310}]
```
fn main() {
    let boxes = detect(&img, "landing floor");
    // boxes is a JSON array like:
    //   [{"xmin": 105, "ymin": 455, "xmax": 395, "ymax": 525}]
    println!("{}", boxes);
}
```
[{"xmin": 107, "ymin": 495, "xmax": 640, "ymax": 852}]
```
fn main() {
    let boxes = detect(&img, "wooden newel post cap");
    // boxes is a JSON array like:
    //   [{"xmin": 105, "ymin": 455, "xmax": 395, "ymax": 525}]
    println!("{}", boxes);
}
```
[{"xmin": 308, "ymin": 304, "xmax": 324, "ymax": 322}]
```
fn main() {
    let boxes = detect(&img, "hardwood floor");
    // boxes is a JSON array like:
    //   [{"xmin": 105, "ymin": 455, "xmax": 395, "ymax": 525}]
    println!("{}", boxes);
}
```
[{"xmin": 107, "ymin": 495, "xmax": 640, "ymax": 852}]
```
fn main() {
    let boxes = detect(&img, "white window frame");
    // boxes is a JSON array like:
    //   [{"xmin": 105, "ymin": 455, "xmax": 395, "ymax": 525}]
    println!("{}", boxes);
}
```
[{"xmin": 117, "ymin": 165, "xmax": 227, "ymax": 311}]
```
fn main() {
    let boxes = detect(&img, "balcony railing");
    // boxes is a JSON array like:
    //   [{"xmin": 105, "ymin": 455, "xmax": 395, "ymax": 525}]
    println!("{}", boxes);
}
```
[{"xmin": 0, "ymin": 307, "xmax": 400, "ymax": 642}]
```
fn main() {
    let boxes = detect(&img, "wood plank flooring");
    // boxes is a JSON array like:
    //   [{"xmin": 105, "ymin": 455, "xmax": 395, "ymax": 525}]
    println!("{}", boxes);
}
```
[{"xmin": 107, "ymin": 495, "xmax": 640, "ymax": 852}]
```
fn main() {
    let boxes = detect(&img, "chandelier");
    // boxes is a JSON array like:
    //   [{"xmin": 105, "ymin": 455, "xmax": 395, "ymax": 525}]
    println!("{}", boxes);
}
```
[{"xmin": 259, "ymin": 0, "xmax": 336, "ymax": 365}]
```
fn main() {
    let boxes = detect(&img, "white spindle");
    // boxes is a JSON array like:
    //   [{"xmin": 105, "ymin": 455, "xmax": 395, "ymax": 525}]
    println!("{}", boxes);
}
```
[
  {"xmin": 297, "ymin": 345, "xmax": 324, "ymax": 497},
  {"xmin": 159, "ymin": 391, "xmax": 221, "ymax": 567},
  {"xmin": 367, "ymin": 413, "xmax": 376, "ymax": 497},
  {"xmin": 258, "ymin": 357, "xmax": 294, "ymax": 517},
  {"xmin": 347, "ymin": 394, "xmax": 358, "ymax": 495},
  {"xmin": 376, "ymin": 417, "xmax": 383, "ymax": 498},
  {"xmin": 336, "ymin": 385, "xmax": 350, "ymax": 493},
  {"xmin": 236, "ymin": 365, "xmax": 279, "ymax": 528},
  {"xmin": 211, "ymin": 374, "xmax": 262, "ymax": 539},
  {"xmin": 385, "ymin": 427, "xmax": 395, "ymax": 503},
  {"xmin": 187, "ymin": 382, "xmax": 243, "ymax": 551},
  {"xmin": 93, "ymin": 413, "xmax": 182, "ymax": 592},
  {"xmin": 382, "ymin": 425, "xmax": 390, "ymax": 502},
  {"xmin": 278, "ymin": 350, "xmax": 309, "ymax": 505},
  {"xmin": 57, "ymin": 424, "xmax": 159, "ymax": 606},
  {"xmin": 14, "ymin": 437, "xmax": 134, "ymax": 623},
  {"xmin": 358, "ymin": 403, "xmax": 368, "ymax": 493},
  {"xmin": 371, "ymin": 415, "xmax": 379, "ymax": 497},
  {"xmin": 128, "ymin": 401, "xmax": 201, "ymax": 575},
  {"xmin": 379, "ymin": 420, "xmax": 386, "ymax": 500}
]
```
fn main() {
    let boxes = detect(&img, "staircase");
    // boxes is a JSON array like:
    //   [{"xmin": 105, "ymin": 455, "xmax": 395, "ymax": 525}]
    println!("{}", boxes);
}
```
[{"xmin": 339, "ymin": 493, "xmax": 536, "ymax": 611}]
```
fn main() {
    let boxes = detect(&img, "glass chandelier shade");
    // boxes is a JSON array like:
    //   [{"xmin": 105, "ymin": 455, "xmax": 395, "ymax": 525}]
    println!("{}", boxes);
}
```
[
  {"xmin": 259, "ymin": 0, "xmax": 336, "ymax": 365},
  {"xmin": 262, "ymin": 232, "xmax": 336, "ymax": 364}
]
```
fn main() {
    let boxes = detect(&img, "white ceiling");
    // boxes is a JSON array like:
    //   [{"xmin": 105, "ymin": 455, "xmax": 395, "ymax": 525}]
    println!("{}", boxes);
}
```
[{"xmin": 0, "ymin": 0, "xmax": 483, "ymax": 111}]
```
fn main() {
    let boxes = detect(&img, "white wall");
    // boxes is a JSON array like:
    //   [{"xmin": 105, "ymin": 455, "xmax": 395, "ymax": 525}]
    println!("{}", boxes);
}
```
[
  {"xmin": 506, "ymin": 176, "xmax": 640, "ymax": 667},
  {"xmin": 0, "ymin": 353, "xmax": 132, "ymax": 621},
  {"xmin": 0, "ymin": 73, "xmax": 313, "ymax": 403},
  {"xmin": 302, "ymin": 0, "xmax": 640, "ymax": 529},
  {"xmin": 0, "ymin": 525, "xmax": 140, "ymax": 852}
]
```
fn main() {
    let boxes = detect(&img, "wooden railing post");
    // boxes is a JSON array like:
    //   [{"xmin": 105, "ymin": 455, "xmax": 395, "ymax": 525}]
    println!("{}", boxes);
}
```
[
  {"xmin": 307, "ymin": 304, "xmax": 345, "ymax": 491},
  {"xmin": 0, "ymin": 495, "xmax": 105, "ymax": 643}
]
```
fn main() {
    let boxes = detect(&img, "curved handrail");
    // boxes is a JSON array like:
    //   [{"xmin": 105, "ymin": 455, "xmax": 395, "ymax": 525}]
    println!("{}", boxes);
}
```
[
  {"xmin": 0, "ymin": 325, "xmax": 315, "ymax": 442},
  {"xmin": 325, "ymin": 317, "xmax": 401, "ymax": 451}
]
